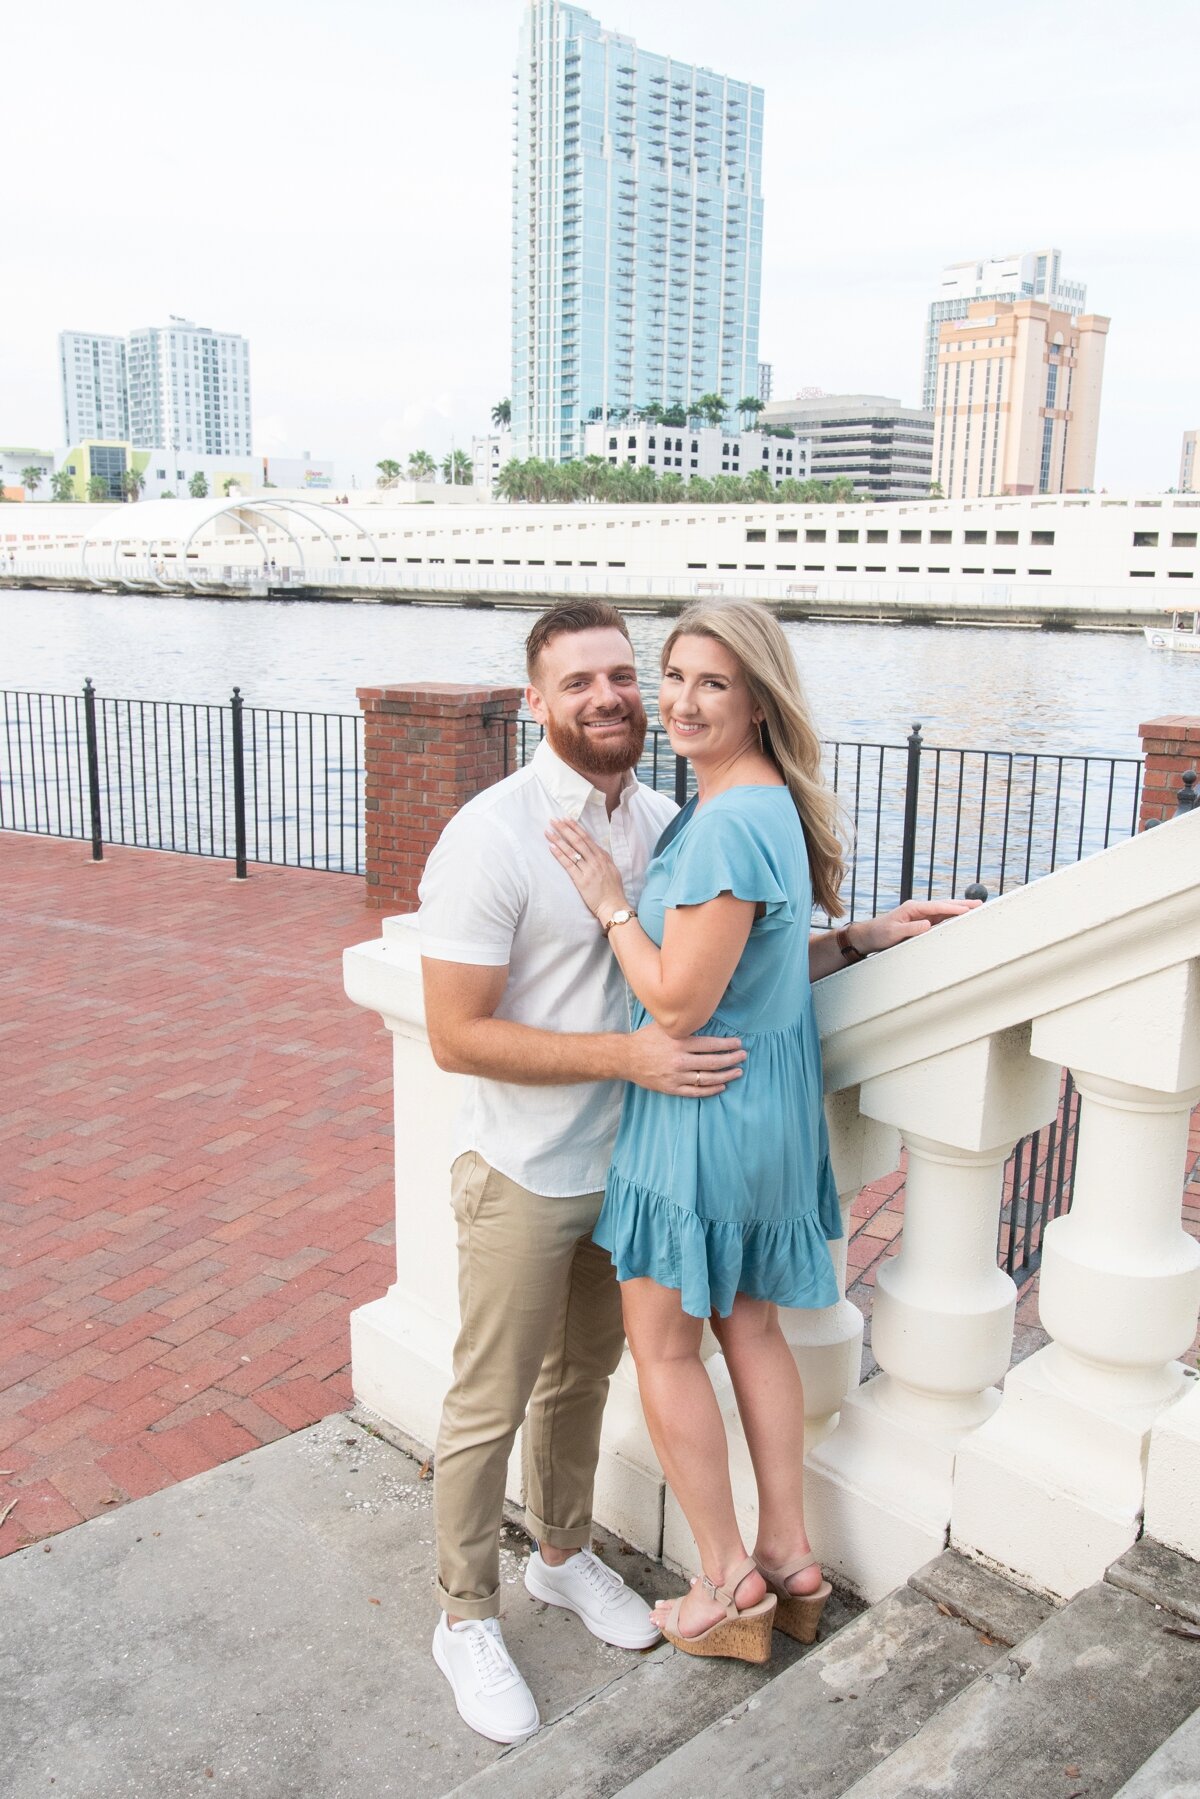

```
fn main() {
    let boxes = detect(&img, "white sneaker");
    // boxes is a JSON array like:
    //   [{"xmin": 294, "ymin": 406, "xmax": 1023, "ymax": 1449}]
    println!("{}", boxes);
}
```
[
  {"xmin": 524, "ymin": 1547, "xmax": 661, "ymax": 1650},
  {"xmin": 432, "ymin": 1614, "xmax": 540, "ymax": 1745}
]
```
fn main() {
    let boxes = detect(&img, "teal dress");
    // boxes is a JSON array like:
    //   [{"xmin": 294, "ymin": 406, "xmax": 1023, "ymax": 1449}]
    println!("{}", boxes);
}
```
[{"xmin": 594, "ymin": 786, "xmax": 842, "ymax": 1319}]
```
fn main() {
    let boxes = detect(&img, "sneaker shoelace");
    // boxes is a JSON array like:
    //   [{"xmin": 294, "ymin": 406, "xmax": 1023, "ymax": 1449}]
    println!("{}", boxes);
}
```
[
  {"xmin": 569, "ymin": 1550, "xmax": 626, "ymax": 1609},
  {"xmin": 464, "ymin": 1618, "xmax": 522, "ymax": 1695}
]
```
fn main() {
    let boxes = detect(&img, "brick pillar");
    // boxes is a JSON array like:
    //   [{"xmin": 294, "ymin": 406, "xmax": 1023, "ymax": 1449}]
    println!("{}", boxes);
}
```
[
  {"xmin": 1138, "ymin": 715, "xmax": 1200, "ymax": 830},
  {"xmin": 358, "ymin": 682, "xmax": 524, "ymax": 911}
]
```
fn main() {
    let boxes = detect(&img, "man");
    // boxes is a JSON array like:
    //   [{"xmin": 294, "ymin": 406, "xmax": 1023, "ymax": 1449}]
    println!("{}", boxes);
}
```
[{"xmin": 417, "ymin": 599, "xmax": 747, "ymax": 1744}]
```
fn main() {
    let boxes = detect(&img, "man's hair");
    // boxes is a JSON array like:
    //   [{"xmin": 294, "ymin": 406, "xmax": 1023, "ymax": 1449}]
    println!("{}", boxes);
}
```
[{"xmin": 524, "ymin": 600, "xmax": 632, "ymax": 681}]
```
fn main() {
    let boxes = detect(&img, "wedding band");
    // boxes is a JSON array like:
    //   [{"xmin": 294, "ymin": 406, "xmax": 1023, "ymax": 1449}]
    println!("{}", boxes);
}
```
[{"xmin": 694, "ymin": 1072, "xmax": 702, "ymax": 1087}]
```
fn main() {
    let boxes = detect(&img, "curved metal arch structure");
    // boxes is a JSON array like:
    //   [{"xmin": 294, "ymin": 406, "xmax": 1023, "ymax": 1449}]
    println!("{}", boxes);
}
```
[
  {"xmin": 74, "ymin": 497, "xmax": 383, "ymax": 588},
  {"xmin": 182, "ymin": 504, "xmax": 310, "ymax": 585},
  {"xmin": 248, "ymin": 498, "xmax": 383, "ymax": 564}
]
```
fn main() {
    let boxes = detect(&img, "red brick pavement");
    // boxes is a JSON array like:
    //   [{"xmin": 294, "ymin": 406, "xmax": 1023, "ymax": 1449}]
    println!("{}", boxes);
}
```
[
  {"xmin": 0, "ymin": 835, "xmax": 398, "ymax": 1555},
  {"xmin": 1, "ymin": 833, "xmax": 1197, "ymax": 1556}
]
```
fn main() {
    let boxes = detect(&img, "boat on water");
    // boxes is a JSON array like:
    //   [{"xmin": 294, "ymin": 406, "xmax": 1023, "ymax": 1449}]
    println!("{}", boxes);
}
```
[{"xmin": 1143, "ymin": 608, "xmax": 1200, "ymax": 653}]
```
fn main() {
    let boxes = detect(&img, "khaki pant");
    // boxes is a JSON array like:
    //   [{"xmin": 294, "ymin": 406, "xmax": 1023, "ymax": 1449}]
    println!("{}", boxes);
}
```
[{"xmin": 434, "ymin": 1152, "xmax": 626, "ymax": 1619}]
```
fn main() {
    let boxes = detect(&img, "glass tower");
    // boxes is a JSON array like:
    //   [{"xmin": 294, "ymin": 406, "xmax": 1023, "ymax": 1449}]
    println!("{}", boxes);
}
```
[{"xmin": 512, "ymin": 1, "xmax": 763, "ymax": 463}]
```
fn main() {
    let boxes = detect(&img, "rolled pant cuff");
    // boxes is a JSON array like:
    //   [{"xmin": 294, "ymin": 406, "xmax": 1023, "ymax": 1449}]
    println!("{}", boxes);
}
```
[
  {"xmin": 525, "ymin": 1507, "xmax": 592, "ymax": 1552},
  {"xmin": 436, "ymin": 1580, "xmax": 501, "ymax": 1621}
]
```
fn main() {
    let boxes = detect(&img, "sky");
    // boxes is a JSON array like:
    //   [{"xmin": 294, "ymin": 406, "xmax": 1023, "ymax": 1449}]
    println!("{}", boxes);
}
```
[{"xmin": 3, "ymin": 0, "xmax": 1196, "ymax": 490}]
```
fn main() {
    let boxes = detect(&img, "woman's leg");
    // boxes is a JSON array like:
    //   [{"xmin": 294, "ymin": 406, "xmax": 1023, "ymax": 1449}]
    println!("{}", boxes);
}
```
[
  {"xmin": 620, "ymin": 1277, "xmax": 766, "ymax": 1635},
  {"xmin": 710, "ymin": 1295, "xmax": 823, "ymax": 1596}
]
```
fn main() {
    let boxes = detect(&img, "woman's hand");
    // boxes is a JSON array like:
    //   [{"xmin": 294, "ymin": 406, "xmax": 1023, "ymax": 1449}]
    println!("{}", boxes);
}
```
[
  {"xmin": 850, "ymin": 896, "xmax": 982, "ymax": 955},
  {"xmin": 546, "ymin": 816, "xmax": 628, "ymax": 923}
]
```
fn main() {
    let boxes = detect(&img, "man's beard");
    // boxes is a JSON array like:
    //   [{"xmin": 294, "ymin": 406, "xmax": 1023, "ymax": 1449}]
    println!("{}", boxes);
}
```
[{"xmin": 545, "ymin": 702, "xmax": 648, "ymax": 776}]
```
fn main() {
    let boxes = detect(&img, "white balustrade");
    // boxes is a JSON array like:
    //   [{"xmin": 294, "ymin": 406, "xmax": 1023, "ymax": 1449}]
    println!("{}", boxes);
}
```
[{"xmin": 344, "ymin": 812, "xmax": 1200, "ymax": 1599}]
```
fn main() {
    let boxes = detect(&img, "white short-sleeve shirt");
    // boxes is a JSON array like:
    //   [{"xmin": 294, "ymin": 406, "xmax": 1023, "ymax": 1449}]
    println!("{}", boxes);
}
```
[{"xmin": 417, "ymin": 738, "xmax": 677, "ymax": 1196}]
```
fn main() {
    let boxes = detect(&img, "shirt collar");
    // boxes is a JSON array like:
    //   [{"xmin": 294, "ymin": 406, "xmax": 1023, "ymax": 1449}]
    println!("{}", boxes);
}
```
[{"xmin": 531, "ymin": 736, "xmax": 637, "ymax": 820}]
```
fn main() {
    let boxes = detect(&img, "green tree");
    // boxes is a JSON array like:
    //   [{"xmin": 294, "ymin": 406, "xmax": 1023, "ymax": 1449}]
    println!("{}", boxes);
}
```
[
  {"xmin": 693, "ymin": 393, "xmax": 728, "ymax": 428},
  {"xmin": 657, "ymin": 473, "xmax": 686, "ymax": 504},
  {"xmin": 575, "ymin": 455, "xmax": 611, "ymax": 502},
  {"xmin": 744, "ymin": 468, "xmax": 774, "ymax": 503},
  {"xmin": 158, "ymin": 490, "xmax": 176, "ymax": 500},
  {"xmin": 189, "ymin": 471, "xmax": 209, "ymax": 499},
  {"xmin": 494, "ymin": 458, "xmax": 527, "ymax": 502},
  {"xmin": 491, "ymin": 398, "xmax": 511, "ymax": 429},
  {"xmin": 736, "ymin": 397, "xmax": 764, "ymax": 428},
  {"xmin": 929, "ymin": 480, "xmax": 945, "ymax": 499},
  {"xmin": 685, "ymin": 476, "xmax": 714, "ymax": 504},
  {"xmin": 376, "ymin": 458, "xmax": 402, "ymax": 486},
  {"xmin": 222, "ymin": 475, "xmax": 240, "ymax": 496},
  {"xmin": 86, "ymin": 474, "xmax": 109, "ymax": 502},
  {"xmin": 763, "ymin": 424, "xmax": 795, "ymax": 439},
  {"xmin": 407, "ymin": 450, "xmax": 437, "ymax": 483},
  {"xmin": 636, "ymin": 401, "xmax": 664, "ymax": 423},
  {"xmin": 441, "ymin": 449, "xmax": 473, "ymax": 486},
  {"xmin": 661, "ymin": 405, "xmax": 688, "ymax": 428},
  {"xmin": 122, "ymin": 468, "xmax": 146, "ymax": 503},
  {"xmin": 20, "ymin": 466, "xmax": 43, "ymax": 498}
]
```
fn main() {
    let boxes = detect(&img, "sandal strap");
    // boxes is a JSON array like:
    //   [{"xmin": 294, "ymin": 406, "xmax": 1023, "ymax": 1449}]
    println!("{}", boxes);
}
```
[
  {"xmin": 701, "ymin": 1555, "xmax": 759, "ymax": 1611},
  {"xmin": 759, "ymin": 1550, "xmax": 818, "ymax": 1584}
]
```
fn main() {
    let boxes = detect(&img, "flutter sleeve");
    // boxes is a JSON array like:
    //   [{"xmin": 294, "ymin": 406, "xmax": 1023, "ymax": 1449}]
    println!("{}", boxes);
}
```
[{"xmin": 661, "ymin": 802, "xmax": 797, "ymax": 932}]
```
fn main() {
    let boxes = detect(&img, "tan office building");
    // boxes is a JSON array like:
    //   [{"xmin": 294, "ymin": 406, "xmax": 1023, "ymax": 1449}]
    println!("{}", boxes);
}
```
[{"xmin": 932, "ymin": 299, "xmax": 1109, "ymax": 499}]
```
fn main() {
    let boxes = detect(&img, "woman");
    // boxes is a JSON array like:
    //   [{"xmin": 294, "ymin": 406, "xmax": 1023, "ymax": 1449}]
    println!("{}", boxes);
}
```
[{"xmin": 547, "ymin": 601, "xmax": 973, "ymax": 1664}]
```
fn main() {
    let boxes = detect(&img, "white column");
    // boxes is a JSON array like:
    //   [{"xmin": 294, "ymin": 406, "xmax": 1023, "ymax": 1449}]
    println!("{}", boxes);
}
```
[
  {"xmin": 1145, "ymin": 1376, "xmax": 1200, "ymax": 1560},
  {"xmin": 954, "ymin": 962, "xmax": 1200, "ymax": 1598},
  {"xmin": 804, "ymin": 1026, "xmax": 1061, "ymax": 1601}
]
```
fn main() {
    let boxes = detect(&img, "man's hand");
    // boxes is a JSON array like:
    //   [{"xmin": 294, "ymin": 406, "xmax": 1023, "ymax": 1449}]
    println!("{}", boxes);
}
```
[{"xmin": 622, "ymin": 1019, "xmax": 746, "ymax": 1096}]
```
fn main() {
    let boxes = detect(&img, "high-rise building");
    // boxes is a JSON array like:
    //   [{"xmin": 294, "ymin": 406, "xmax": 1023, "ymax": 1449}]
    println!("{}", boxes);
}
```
[
  {"xmin": 59, "ymin": 333, "xmax": 130, "ymax": 444},
  {"xmin": 932, "ymin": 299, "xmax": 1109, "ymax": 500},
  {"xmin": 127, "ymin": 318, "xmax": 252, "ymax": 457},
  {"xmin": 1180, "ymin": 431, "xmax": 1197, "ymax": 493},
  {"xmin": 760, "ymin": 394, "xmax": 935, "ymax": 501},
  {"xmin": 512, "ymin": 1, "xmax": 763, "ymax": 462},
  {"xmin": 921, "ymin": 249, "xmax": 1086, "ymax": 410},
  {"xmin": 757, "ymin": 361, "xmax": 773, "ymax": 403}
]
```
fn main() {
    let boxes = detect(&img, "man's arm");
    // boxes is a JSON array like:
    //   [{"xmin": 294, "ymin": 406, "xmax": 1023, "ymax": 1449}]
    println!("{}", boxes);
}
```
[{"xmin": 422, "ymin": 959, "xmax": 746, "ymax": 1096}]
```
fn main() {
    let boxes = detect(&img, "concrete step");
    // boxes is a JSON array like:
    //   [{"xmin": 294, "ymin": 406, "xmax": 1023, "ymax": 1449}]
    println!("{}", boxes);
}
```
[
  {"xmin": 441, "ymin": 1588, "xmax": 865, "ymax": 1799},
  {"xmin": 831, "ymin": 1544, "xmax": 1200, "ymax": 1799},
  {"xmin": 1112, "ymin": 1708, "xmax": 1200, "ymax": 1798},
  {"xmin": 613, "ymin": 1555, "xmax": 1033, "ymax": 1799}
]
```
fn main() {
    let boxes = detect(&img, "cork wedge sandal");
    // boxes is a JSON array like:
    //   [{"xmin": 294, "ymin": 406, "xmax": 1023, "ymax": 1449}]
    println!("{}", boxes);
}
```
[
  {"xmin": 657, "ymin": 1556, "xmax": 776, "ymax": 1665},
  {"xmin": 757, "ymin": 1551, "xmax": 831, "ymax": 1644}
]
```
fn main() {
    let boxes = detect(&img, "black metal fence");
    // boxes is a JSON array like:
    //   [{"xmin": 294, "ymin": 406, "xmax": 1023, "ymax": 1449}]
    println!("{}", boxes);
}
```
[
  {"xmin": 510, "ymin": 717, "xmax": 1144, "ymax": 923},
  {"xmin": 0, "ymin": 683, "xmax": 363, "ymax": 875},
  {"xmin": 3, "ymin": 679, "xmax": 1159, "ymax": 1290}
]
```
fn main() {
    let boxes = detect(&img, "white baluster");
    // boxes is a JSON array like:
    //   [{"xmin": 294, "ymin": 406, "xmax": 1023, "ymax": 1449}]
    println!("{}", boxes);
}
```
[
  {"xmin": 804, "ymin": 1025, "xmax": 1060, "ymax": 1601},
  {"xmin": 954, "ymin": 962, "xmax": 1200, "ymax": 1598}
]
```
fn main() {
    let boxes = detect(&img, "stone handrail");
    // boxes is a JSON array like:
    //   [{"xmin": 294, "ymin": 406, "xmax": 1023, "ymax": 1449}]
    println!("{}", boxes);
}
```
[{"xmin": 344, "ymin": 811, "xmax": 1200, "ymax": 1605}]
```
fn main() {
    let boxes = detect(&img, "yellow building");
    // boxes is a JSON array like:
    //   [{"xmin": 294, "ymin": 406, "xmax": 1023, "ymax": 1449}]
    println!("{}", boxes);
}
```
[
  {"xmin": 932, "ymin": 299, "xmax": 1109, "ymax": 500},
  {"xmin": 58, "ymin": 440, "xmax": 150, "ymax": 502}
]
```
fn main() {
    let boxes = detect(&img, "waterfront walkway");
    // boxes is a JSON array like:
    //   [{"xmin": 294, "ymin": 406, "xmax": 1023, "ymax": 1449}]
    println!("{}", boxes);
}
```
[{"xmin": 1, "ymin": 834, "xmax": 1197, "ymax": 1557}]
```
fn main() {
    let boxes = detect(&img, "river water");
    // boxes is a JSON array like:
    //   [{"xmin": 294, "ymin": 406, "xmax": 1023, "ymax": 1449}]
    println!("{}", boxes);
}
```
[{"xmin": 3, "ymin": 587, "xmax": 1197, "ymax": 755}]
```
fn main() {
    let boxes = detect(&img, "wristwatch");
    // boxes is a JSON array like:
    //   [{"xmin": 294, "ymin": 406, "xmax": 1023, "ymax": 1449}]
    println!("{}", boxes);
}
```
[{"xmin": 602, "ymin": 908, "xmax": 634, "ymax": 936}]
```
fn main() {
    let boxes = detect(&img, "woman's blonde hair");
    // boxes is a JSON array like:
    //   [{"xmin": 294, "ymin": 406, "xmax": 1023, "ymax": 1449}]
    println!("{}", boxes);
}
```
[{"xmin": 661, "ymin": 601, "xmax": 848, "ymax": 917}]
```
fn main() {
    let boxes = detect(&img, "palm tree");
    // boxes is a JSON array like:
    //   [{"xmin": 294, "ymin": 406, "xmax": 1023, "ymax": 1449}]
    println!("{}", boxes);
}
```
[
  {"xmin": 441, "ymin": 449, "xmax": 473, "ymax": 486},
  {"xmin": 575, "ymin": 455, "xmax": 611, "ymax": 502},
  {"xmin": 636, "ymin": 401, "xmax": 664, "ymax": 424},
  {"xmin": 122, "ymin": 468, "xmax": 146, "ymax": 503},
  {"xmin": 376, "ymin": 458, "xmax": 403, "ymax": 487},
  {"xmin": 50, "ymin": 470, "xmax": 75, "ymax": 502},
  {"xmin": 829, "ymin": 476, "xmax": 860, "ymax": 503},
  {"xmin": 693, "ymin": 393, "xmax": 728, "ymax": 428},
  {"xmin": 929, "ymin": 480, "xmax": 945, "ymax": 499},
  {"xmin": 86, "ymin": 475, "xmax": 109, "ymax": 503},
  {"xmin": 744, "ymin": 468, "xmax": 774, "ymax": 503},
  {"xmin": 491, "ymin": 399, "xmax": 511, "ymax": 430},
  {"xmin": 736, "ymin": 397, "xmax": 765, "ymax": 428},
  {"xmin": 657, "ymin": 473, "xmax": 686, "ymax": 504},
  {"xmin": 20, "ymin": 466, "xmax": 43, "ymax": 499},
  {"xmin": 685, "ymin": 476, "xmax": 714, "ymax": 504},
  {"xmin": 494, "ymin": 459, "xmax": 527, "ymax": 503},
  {"xmin": 661, "ymin": 405, "xmax": 688, "ymax": 428},
  {"xmin": 407, "ymin": 450, "xmax": 437, "ymax": 484},
  {"xmin": 189, "ymin": 471, "xmax": 209, "ymax": 500}
]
